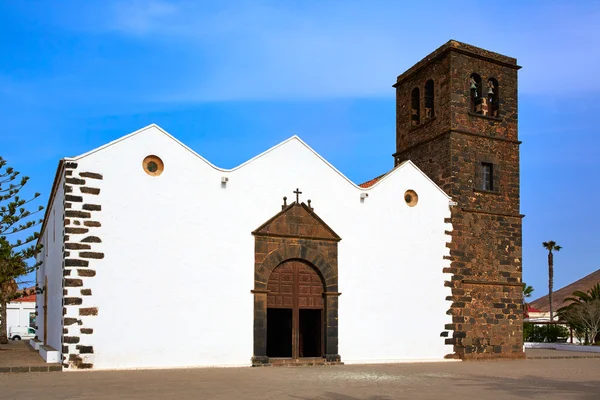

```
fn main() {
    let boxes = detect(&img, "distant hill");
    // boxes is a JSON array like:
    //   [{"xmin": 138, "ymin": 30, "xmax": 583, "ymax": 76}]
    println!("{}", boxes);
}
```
[{"xmin": 530, "ymin": 269, "xmax": 600, "ymax": 313}]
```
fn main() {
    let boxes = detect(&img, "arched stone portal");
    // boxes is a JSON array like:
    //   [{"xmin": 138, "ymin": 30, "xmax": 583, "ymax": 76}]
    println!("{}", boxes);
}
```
[{"xmin": 251, "ymin": 199, "xmax": 341, "ymax": 366}]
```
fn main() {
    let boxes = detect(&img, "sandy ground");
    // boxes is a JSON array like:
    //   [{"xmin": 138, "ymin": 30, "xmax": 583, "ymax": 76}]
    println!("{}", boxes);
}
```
[
  {"xmin": 1, "ymin": 357, "xmax": 600, "ymax": 400},
  {"xmin": 0, "ymin": 340, "xmax": 55, "ymax": 368}
]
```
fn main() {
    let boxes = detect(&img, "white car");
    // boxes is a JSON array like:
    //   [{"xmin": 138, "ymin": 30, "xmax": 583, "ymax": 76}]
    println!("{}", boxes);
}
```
[{"xmin": 8, "ymin": 326, "xmax": 36, "ymax": 341}]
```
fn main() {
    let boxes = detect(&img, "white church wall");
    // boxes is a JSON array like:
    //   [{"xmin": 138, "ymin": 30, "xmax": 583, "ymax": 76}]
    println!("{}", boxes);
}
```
[
  {"xmin": 37, "ymin": 172, "xmax": 66, "ymax": 351},
  {"xmin": 337, "ymin": 166, "xmax": 453, "ymax": 363},
  {"xmin": 63, "ymin": 125, "xmax": 452, "ymax": 370}
]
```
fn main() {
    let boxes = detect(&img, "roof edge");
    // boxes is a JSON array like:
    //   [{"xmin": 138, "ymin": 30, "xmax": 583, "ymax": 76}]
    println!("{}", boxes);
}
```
[
  {"xmin": 360, "ymin": 160, "xmax": 451, "ymax": 200},
  {"xmin": 65, "ymin": 123, "xmax": 398, "ymax": 191},
  {"xmin": 37, "ymin": 160, "xmax": 64, "ymax": 246}
]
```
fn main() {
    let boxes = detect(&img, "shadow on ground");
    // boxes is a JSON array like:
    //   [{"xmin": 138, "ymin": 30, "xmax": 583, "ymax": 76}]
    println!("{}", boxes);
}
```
[
  {"xmin": 289, "ymin": 365, "xmax": 600, "ymax": 400},
  {"xmin": 449, "ymin": 372, "xmax": 600, "ymax": 400}
]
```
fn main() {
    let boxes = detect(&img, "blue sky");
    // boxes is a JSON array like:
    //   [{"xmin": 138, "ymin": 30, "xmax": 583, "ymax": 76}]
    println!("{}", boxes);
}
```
[{"xmin": 1, "ymin": 1, "xmax": 599, "ymax": 299}]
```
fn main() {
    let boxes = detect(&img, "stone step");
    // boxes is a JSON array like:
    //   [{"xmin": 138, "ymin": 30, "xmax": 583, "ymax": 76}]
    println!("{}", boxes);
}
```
[
  {"xmin": 40, "ymin": 345, "xmax": 60, "ymax": 363},
  {"xmin": 29, "ymin": 338, "xmax": 42, "ymax": 350},
  {"xmin": 269, "ymin": 357, "xmax": 342, "ymax": 367},
  {"xmin": 0, "ymin": 365, "xmax": 62, "ymax": 374}
]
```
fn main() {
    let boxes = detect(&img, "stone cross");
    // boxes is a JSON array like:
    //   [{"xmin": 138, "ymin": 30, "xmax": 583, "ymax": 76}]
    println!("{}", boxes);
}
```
[{"xmin": 293, "ymin": 188, "xmax": 302, "ymax": 203}]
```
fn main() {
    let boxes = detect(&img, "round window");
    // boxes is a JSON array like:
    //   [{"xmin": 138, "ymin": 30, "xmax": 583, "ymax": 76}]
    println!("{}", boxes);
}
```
[
  {"xmin": 404, "ymin": 190, "xmax": 418, "ymax": 207},
  {"xmin": 142, "ymin": 155, "xmax": 164, "ymax": 176}
]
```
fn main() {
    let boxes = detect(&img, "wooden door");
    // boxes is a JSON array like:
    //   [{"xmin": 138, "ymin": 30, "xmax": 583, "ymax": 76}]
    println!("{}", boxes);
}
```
[{"xmin": 267, "ymin": 260, "xmax": 324, "ymax": 359}]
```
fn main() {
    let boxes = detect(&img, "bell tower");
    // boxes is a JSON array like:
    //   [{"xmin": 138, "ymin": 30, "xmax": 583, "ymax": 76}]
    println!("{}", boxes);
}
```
[{"xmin": 393, "ymin": 40, "xmax": 524, "ymax": 359}]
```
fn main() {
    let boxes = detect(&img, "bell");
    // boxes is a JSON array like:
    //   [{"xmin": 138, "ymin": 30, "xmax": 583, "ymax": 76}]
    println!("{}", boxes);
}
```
[
  {"xmin": 470, "ymin": 81, "xmax": 477, "ymax": 91},
  {"xmin": 487, "ymin": 80, "xmax": 495, "ymax": 95}
]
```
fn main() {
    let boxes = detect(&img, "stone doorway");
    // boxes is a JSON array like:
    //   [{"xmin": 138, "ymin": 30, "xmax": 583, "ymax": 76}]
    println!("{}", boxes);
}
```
[
  {"xmin": 251, "ymin": 197, "xmax": 342, "ymax": 366},
  {"xmin": 266, "ymin": 260, "xmax": 324, "ymax": 360}
]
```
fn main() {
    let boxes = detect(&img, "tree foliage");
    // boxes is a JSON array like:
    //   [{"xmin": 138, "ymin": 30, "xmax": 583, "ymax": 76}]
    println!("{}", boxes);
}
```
[
  {"xmin": 523, "ymin": 283, "xmax": 534, "ymax": 318},
  {"xmin": 524, "ymin": 323, "xmax": 569, "ymax": 343},
  {"xmin": 523, "ymin": 284, "xmax": 534, "ymax": 299},
  {"xmin": 0, "ymin": 156, "xmax": 44, "ymax": 344},
  {"xmin": 557, "ymin": 283, "xmax": 600, "ymax": 345}
]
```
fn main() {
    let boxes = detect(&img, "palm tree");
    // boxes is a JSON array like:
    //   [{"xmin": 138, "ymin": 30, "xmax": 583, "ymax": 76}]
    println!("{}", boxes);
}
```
[
  {"xmin": 558, "ymin": 283, "xmax": 600, "ymax": 345},
  {"xmin": 523, "ymin": 284, "xmax": 534, "ymax": 315},
  {"xmin": 542, "ymin": 241, "xmax": 562, "ymax": 321}
]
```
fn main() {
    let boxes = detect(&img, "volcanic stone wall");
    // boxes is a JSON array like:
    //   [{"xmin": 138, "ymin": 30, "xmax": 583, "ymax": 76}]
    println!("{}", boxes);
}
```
[
  {"xmin": 393, "ymin": 41, "xmax": 524, "ymax": 359},
  {"xmin": 61, "ymin": 162, "xmax": 103, "ymax": 369}
]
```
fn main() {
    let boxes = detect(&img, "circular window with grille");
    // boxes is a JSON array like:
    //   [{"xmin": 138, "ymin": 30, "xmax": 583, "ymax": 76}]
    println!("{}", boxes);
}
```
[
  {"xmin": 404, "ymin": 190, "xmax": 418, "ymax": 207},
  {"xmin": 142, "ymin": 155, "xmax": 164, "ymax": 176}
]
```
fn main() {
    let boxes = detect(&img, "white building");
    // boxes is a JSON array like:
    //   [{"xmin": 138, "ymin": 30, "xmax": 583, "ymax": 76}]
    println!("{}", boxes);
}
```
[
  {"xmin": 36, "ymin": 124, "xmax": 454, "ymax": 370},
  {"xmin": 4, "ymin": 294, "xmax": 36, "ymax": 337}
]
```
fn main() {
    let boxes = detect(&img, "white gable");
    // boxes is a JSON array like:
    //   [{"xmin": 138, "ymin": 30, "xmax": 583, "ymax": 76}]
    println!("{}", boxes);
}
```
[{"xmin": 68, "ymin": 123, "xmax": 451, "ymax": 198}]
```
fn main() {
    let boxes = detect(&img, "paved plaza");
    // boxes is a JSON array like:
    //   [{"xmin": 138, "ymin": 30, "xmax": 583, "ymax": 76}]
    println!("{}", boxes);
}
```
[
  {"xmin": 1, "ymin": 357, "xmax": 599, "ymax": 400},
  {"xmin": 0, "ymin": 340, "xmax": 60, "ymax": 372}
]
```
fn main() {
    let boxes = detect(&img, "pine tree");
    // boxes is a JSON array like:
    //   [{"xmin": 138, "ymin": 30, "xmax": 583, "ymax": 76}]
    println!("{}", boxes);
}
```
[{"xmin": 0, "ymin": 157, "xmax": 44, "ymax": 344}]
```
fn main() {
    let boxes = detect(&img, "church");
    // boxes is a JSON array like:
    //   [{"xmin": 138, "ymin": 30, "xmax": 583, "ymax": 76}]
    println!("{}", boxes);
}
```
[{"xmin": 35, "ymin": 40, "xmax": 524, "ymax": 370}]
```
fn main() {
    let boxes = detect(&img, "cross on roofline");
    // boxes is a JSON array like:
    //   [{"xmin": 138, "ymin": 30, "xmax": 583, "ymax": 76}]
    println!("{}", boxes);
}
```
[{"xmin": 293, "ymin": 188, "xmax": 302, "ymax": 203}]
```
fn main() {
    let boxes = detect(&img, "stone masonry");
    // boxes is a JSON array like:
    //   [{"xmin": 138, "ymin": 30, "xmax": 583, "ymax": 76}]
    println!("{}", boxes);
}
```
[
  {"xmin": 62, "ymin": 162, "xmax": 103, "ymax": 369},
  {"xmin": 393, "ymin": 41, "xmax": 524, "ymax": 359},
  {"xmin": 251, "ymin": 199, "xmax": 341, "ymax": 366}
]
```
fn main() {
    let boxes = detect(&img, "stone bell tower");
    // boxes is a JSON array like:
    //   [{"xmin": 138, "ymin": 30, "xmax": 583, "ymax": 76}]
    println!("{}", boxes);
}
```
[{"xmin": 393, "ymin": 40, "xmax": 524, "ymax": 359}]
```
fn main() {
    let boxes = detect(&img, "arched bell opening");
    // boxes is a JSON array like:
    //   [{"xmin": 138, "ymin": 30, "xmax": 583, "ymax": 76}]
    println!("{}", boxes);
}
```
[{"xmin": 469, "ymin": 73, "xmax": 483, "ymax": 113}]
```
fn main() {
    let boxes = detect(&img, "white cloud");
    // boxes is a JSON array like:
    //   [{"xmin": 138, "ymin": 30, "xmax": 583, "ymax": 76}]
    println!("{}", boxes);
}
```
[
  {"xmin": 52, "ymin": 1, "xmax": 600, "ymax": 102},
  {"xmin": 103, "ymin": 1, "xmax": 448, "ymax": 101},
  {"xmin": 110, "ymin": 0, "xmax": 180, "ymax": 36}
]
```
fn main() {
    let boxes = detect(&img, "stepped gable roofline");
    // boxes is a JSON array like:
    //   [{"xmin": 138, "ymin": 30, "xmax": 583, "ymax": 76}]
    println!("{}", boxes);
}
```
[
  {"xmin": 394, "ymin": 40, "xmax": 521, "ymax": 87},
  {"xmin": 529, "ymin": 268, "xmax": 600, "ymax": 313},
  {"xmin": 69, "ymin": 124, "xmax": 347, "ymax": 178},
  {"xmin": 65, "ymin": 124, "xmax": 367, "ymax": 188},
  {"xmin": 63, "ymin": 124, "xmax": 449, "ymax": 197},
  {"xmin": 40, "ymin": 124, "xmax": 451, "ymax": 242}
]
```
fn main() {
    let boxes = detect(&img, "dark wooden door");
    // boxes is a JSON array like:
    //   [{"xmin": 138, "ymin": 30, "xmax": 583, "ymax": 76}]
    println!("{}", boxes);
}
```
[{"xmin": 267, "ymin": 260, "xmax": 324, "ymax": 358}]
